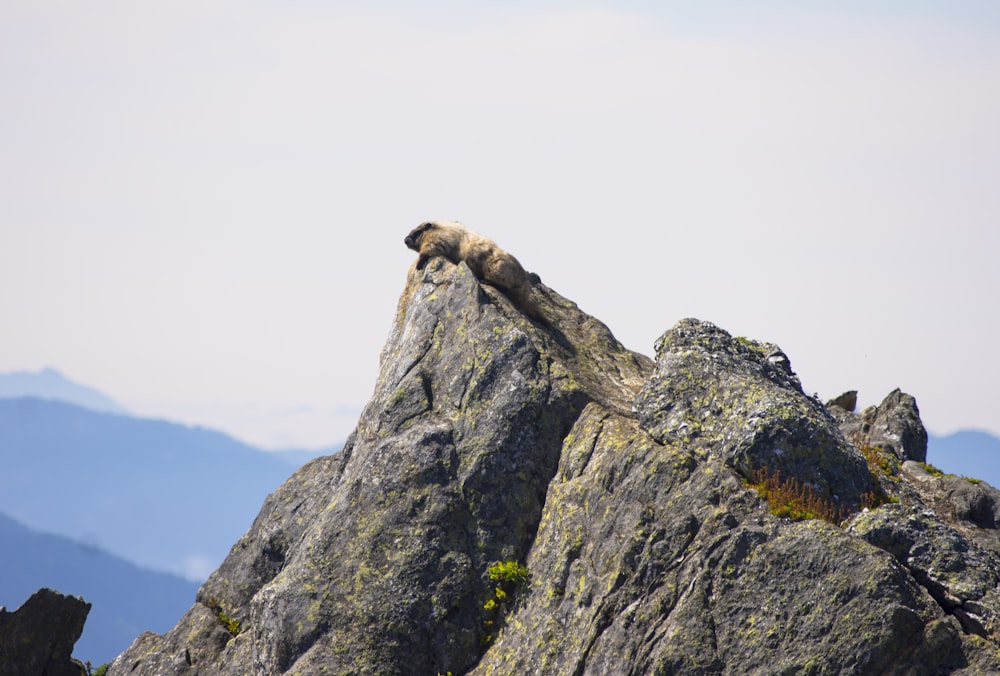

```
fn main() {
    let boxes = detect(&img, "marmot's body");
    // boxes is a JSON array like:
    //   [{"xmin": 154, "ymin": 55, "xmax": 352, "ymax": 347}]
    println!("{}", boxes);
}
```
[{"xmin": 404, "ymin": 221, "xmax": 548, "ymax": 325}]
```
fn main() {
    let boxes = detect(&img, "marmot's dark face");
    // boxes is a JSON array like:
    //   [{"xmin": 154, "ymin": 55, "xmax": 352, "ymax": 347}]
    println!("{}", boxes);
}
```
[{"xmin": 404, "ymin": 223, "xmax": 433, "ymax": 251}]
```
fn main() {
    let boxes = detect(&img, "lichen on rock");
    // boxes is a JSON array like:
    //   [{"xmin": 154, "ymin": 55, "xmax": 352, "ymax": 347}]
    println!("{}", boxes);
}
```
[
  {"xmin": 829, "ymin": 388, "xmax": 929, "ymax": 463},
  {"xmin": 635, "ymin": 318, "xmax": 877, "ymax": 509},
  {"xmin": 108, "ymin": 256, "xmax": 1000, "ymax": 675}
]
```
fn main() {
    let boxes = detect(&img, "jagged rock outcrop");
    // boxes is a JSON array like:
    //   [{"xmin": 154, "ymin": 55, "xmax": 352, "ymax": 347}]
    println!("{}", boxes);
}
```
[
  {"xmin": 905, "ymin": 461, "xmax": 1000, "ymax": 536},
  {"xmin": 0, "ymin": 588, "xmax": 90, "ymax": 676},
  {"xmin": 110, "ymin": 256, "xmax": 1000, "ymax": 675},
  {"xmin": 828, "ymin": 388, "xmax": 928, "ymax": 463},
  {"xmin": 635, "ymin": 320, "xmax": 877, "ymax": 508}
]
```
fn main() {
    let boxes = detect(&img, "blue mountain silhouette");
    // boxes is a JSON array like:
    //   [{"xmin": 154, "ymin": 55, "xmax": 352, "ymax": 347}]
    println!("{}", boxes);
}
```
[
  {"xmin": 0, "ymin": 397, "xmax": 325, "ymax": 580},
  {"xmin": 0, "ymin": 511, "xmax": 199, "ymax": 667},
  {"xmin": 0, "ymin": 367, "xmax": 127, "ymax": 415}
]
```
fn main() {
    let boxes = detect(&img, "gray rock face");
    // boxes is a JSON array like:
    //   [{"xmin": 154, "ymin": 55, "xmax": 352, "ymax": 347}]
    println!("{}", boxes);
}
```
[
  {"xmin": 830, "ymin": 388, "xmax": 929, "ymax": 463},
  {"xmin": 110, "ymin": 258, "xmax": 1000, "ymax": 675},
  {"xmin": 0, "ymin": 588, "xmax": 90, "ymax": 676},
  {"xmin": 634, "ymin": 319, "xmax": 877, "ymax": 508},
  {"xmin": 851, "ymin": 503, "xmax": 1000, "ymax": 640},
  {"xmin": 902, "ymin": 460, "xmax": 1000, "ymax": 536}
]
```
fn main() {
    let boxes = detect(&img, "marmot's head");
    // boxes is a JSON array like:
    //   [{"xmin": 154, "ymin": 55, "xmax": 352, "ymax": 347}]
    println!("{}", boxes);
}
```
[{"xmin": 404, "ymin": 222, "xmax": 434, "ymax": 252}]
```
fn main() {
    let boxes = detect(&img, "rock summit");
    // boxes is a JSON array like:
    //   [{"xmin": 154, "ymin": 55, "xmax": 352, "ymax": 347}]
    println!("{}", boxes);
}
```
[{"xmin": 110, "ymin": 257, "xmax": 1000, "ymax": 675}]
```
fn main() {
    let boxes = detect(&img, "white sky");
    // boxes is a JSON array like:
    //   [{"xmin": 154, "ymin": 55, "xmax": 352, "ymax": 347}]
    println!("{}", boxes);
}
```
[{"xmin": 2, "ymin": 1, "xmax": 998, "ymax": 449}]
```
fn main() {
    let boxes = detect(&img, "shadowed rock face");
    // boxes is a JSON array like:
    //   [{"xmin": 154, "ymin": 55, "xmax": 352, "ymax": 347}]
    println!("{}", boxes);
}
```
[
  {"xmin": 110, "ymin": 259, "xmax": 1000, "ymax": 675},
  {"xmin": 0, "ymin": 588, "xmax": 90, "ymax": 676}
]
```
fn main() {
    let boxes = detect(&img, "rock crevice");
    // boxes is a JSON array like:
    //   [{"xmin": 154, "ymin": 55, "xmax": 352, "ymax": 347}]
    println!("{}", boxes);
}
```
[{"xmin": 109, "ymin": 258, "xmax": 1000, "ymax": 675}]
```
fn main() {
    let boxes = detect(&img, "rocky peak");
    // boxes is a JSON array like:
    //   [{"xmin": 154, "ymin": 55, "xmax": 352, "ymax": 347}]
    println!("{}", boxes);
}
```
[
  {"xmin": 0, "ymin": 588, "xmax": 90, "ymax": 676},
  {"xmin": 635, "ymin": 318, "xmax": 877, "ymax": 508},
  {"xmin": 109, "ymin": 257, "xmax": 1000, "ymax": 675},
  {"xmin": 828, "ymin": 387, "xmax": 929, "ymax": 463}
]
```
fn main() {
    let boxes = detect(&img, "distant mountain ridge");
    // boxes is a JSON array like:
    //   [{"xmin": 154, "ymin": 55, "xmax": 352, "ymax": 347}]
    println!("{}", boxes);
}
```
[
  {"xmin": 0, "ymin": 372, "xmax": 335, "ymax": 666},
  {"xmin": 0, "ymin": 511, "xmax": 198, "ymax": 668},
  {"xmin": 0, "ymin": 367, "xmax": 127, "ymax": 415},
  {"xmin": 0, "ymin": 397, "xmax": 323, "ymax": 580}
]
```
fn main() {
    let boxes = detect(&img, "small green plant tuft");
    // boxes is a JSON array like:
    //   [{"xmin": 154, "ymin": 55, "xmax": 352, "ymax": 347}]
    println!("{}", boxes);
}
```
[
  {"xmin": 859, "ymin": 445, "xmax": 898, "ymax": 479},
  {"xmin": 481, "ymin": 560, "xmax": 529, "ymax": 645},
  {"xmin": 918, "ymin": 462, "xmax": 945, "ymax": 478},
  {"xmin": 86, "ymin": 663, "xmax": 110, "ymax": 676},
  {"xmin": 735, "ymin": 336, "xmax": 767, "ymax": 354},
  {"xmin": 848, "ymin": 430, "xmax": 898, "ymax": 511},
  {"xmin": 747, "ymin": 466, "xmax": 848, "ymax": 525},
  {"xmin": 849, "ymin": 431, "xmax": 899, "ymax": 479},
  {"xmin": 208, "ymin": 596, "xmax": 242, "ymax": 636},
  {"xmin": 488, "ymin": 560, "xmax": 530, "ymax": 587}
]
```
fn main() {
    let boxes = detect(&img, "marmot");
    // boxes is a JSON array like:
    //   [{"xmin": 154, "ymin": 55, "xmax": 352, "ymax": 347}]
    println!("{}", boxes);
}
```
[{"xmin": 404, "ymin": 221, "xmax": 548, "ymax": 326}]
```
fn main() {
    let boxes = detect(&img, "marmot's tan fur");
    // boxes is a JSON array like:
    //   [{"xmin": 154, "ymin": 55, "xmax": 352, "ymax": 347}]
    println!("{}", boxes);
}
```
[{"xmin": 404, "ymin": 221, "xmax": 548, "ymax": 326}]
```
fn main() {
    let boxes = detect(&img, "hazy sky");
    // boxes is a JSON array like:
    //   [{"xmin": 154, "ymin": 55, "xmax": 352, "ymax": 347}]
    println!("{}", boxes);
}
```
[{"xmin": 2, "ymin": 1, "xmax": 998, "ymax": 449}]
